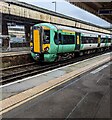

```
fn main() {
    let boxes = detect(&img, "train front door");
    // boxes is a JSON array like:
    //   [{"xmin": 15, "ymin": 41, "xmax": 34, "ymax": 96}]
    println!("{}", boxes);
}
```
[
  {"xmin": 33, "ymin": 26, "xmax": 43, "ymax": 53},
  {"xmin": 75, "ymin": 32, "xmax": 81, "ymax": 51}
]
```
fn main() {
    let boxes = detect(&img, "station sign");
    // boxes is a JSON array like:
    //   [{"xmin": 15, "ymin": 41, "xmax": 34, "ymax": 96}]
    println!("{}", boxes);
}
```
[
  {"xmin": 98, "ymin": 9, "xmax": 112, "ymax": 15},
  {"xmin": 7, "ymin": 22, "xmax": 16, "ymax": 26}
]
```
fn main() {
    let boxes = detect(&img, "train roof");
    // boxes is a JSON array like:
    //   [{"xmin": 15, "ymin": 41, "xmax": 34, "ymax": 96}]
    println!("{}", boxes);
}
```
[
  {"xmin": 36, "ymin": 23, "xmax": 112, "ymax": 38},
  {"xmin": 54, "ymin": 24, "xmax": 111, "ymax": 37}
]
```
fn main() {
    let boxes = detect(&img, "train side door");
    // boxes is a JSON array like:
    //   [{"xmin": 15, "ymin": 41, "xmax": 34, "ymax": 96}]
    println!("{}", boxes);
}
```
[
  {"xmin": 98, "ymin": 35, "xmax": 101, "ymax": 47},
  {"xmin": 57, "ymin": 33, "xmax": 63, "ymax": 53},
  {"xmin": 75, "ymin": 32, "xmax": 81, "ymax": 51}
]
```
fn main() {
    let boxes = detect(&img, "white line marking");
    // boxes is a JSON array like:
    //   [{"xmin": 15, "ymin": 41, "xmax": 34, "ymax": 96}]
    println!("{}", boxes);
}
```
[
  {"xmin": 0, "ymin": 71, "xmax": 89, "ymax": 115},
  {"xmin": 90, "ymin": 63, "xmax": 110, "ymax": 74},
  {"xmin": 65, "ymin": 93, "xmax": 89, "ymax": 119},
  {"xmin": 96, "ymin": 74, "xmax": 104, "ymax": 83},
  {"xmin": 0, "ymin": 52, "xmax": 111, "ymax": 88}
]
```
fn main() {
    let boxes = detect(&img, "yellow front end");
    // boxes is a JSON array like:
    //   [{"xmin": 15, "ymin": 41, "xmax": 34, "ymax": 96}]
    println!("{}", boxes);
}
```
[
  {"xmin": 33, "ymin": 29, "xmax": 41, "ymax": 53},
  {"xmin": 30, "ymin": 25, "xmax": 50, "ymax": 61}
]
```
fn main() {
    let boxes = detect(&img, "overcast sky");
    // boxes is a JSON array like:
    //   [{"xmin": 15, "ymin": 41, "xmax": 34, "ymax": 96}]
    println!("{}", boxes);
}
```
[{"xmin": 18, "ymin": 0, "xmax": 111, "ymax": 28}]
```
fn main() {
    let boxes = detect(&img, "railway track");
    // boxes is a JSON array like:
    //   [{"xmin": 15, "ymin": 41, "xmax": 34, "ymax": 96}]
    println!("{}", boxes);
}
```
[{"xmin": 1, "ymin": 50, "xmax": 111, "ymax": 85}]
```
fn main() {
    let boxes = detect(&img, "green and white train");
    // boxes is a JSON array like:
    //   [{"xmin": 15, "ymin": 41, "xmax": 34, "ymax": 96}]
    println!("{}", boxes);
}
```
[{"xmin": 30, "ymin": 23, "xmax": 112, "ymax": 62}]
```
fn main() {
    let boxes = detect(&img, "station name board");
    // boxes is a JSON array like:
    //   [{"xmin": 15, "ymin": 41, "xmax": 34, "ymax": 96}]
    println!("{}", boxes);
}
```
[{"xmin": 98, "ymin": 9, "xmax": 112, "ymax": 15}]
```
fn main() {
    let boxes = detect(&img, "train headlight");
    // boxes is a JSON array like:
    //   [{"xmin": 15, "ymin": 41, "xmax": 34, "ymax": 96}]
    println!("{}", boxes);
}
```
[
  {"xmin": 44, "ymin": 47, "xmax": 49, "ymax": 51},
  {"xmin": 34, "ymin": 54, "xmax": 40, "ymax": 60},
  {"xmin": 30, "ymin": 42, "xmax": 33, "ymax": 47},
  {"xmin": 30, "ymin": 47, "xmax": 33, "ymax": 51}
]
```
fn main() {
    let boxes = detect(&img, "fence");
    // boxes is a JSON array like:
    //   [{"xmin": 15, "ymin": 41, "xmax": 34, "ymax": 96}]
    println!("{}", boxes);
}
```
[{"xmin": 0, "ymin": 35, "xmax": 30, "ymax": 52}]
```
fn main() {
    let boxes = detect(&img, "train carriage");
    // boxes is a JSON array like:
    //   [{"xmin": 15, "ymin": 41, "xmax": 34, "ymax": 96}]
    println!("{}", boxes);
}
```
[
  {"xmin": 30, "ymin": 23, "xmax": 112, "ymax": 62},
  {"xmin": 80, "ymin": 32, "xmax": 99, "ymax": 50},
  {"xmin": 105, "ymin": 34, "xmax": 112, "ymax": 47}
]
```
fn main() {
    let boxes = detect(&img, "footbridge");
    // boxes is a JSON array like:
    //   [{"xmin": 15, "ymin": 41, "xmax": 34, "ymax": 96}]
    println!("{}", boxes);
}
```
[{"xmin": 1, "ymin": 0, "xmax": 111, "ymax": 40}]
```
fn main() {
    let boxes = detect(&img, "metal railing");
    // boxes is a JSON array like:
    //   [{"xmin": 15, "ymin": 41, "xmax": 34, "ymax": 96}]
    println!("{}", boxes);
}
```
[{"xmin": 0, "ymin": 35, "xmax": 30, "ymax": 52}]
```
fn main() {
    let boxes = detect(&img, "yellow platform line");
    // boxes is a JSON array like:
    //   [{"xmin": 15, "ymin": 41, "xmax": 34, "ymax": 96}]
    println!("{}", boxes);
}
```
[{"xmin": 0, "ymin": 56, "xmax": 111, "ymax": 115}]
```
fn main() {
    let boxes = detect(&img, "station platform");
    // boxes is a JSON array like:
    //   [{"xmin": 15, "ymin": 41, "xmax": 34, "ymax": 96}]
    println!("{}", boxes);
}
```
[
  {"xmin": 0, "ymin": 50, "xmax": 32, "ymax": 68},
  {"xmin": 1, "ymin": 52, "xmax": 111, "ymax": 118},
  {"xmin": 0, "ymin": 51, "xmax": 30, "ymax": 57}
]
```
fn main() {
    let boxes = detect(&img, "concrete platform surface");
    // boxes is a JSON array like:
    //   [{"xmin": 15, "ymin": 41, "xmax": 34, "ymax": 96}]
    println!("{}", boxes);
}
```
[
  {"xmin": 0, "ymin": 51, "xmax": 30, "ymax": 57},
  {"xmin": 2, "ymin": 61, "xmax": 111, "ymax": 118},
  {"xmin": 0, "ymin": 52, "xmax": 111, "ymax": 116}
]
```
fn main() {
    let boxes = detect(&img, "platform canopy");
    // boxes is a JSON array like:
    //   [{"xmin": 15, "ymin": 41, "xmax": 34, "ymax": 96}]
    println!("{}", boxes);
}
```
[{"xmin": 67, "ymin": 0, "xmax": 112, "ymax": 24}]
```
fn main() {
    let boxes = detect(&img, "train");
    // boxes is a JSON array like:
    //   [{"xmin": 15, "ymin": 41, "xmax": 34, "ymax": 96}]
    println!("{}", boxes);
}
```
[{"xmin": 30, "ymin": 23, "xmax": 112, "ymax": 62}]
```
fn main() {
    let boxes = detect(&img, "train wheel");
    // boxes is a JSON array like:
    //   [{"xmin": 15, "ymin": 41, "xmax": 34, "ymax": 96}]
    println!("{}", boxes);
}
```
[
  {"xmin": 80, "ymin": 52, "xmax": 83, "ymax": 56},
  {"xmin": 75, "ymin": 52, "xmax": 80, "ymax": 57}
]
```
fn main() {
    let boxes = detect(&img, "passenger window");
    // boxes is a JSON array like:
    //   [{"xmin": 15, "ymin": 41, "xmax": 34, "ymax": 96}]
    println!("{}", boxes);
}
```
[
  {"xmin": 101, "ymin": 38, "xmax": 105, "ymax": 43},
  {"xmin": 82, "ymin": 36, "xmax": 98, "ymax": 44},
  {"xmin": 108, "ymin": 38, "xmax": 111, "ymax": 43},
  {"xmin": 62, "ymin": 35, "xmax": 75, "ymax": 44},
  {"xmin": 43, "ymin": 30, "xmax": 50, "ymax": 44}
]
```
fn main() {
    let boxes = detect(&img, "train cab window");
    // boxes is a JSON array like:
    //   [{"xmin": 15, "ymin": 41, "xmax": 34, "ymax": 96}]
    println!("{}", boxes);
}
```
[{"xmin": 43, "ymin": 30, "xmax": 50, "ymax": 44}]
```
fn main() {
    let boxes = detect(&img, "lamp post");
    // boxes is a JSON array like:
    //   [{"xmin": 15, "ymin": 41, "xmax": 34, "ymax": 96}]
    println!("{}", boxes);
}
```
[{"xmin": 52, "ymin": 1, "xmax": 56, "ymax": 12}]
